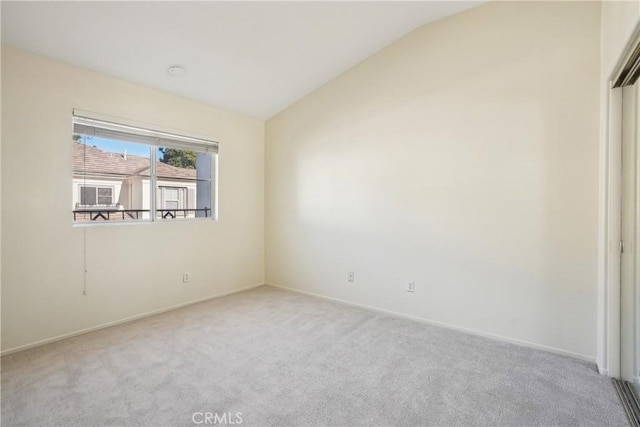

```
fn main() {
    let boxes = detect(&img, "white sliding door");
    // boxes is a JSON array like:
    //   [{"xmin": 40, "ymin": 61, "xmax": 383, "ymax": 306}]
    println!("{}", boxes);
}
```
[{"xmin": 621, "ymin": 81, "xmax": 640, "ymax": 383}]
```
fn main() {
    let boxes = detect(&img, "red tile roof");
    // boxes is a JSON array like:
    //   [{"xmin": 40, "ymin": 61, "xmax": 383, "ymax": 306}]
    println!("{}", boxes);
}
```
[{"xmin": 72, "ymin": 142, "xmax": 196, "ymax": 180}]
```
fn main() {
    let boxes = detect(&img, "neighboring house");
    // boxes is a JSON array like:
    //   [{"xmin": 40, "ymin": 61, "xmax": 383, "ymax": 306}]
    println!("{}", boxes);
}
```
[{"xmin": 72, "ymin": 142, "xmax": 199, "ymax": 220}]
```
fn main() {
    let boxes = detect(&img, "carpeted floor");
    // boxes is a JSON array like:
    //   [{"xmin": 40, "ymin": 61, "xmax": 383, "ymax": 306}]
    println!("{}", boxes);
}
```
[{"xmin": 1, "ymin": 285, "xmax": 629, "ymax": 426}]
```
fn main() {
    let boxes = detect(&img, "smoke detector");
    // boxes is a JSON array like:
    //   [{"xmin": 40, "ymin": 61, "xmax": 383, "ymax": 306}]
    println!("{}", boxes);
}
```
[{"xmin": 167, "ymin": 65, "xmax": 186, "ymax": 77}]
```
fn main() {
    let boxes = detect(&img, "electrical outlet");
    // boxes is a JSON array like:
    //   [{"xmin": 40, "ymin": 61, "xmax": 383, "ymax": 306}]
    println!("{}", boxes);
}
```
[
  {"xmin": 407, "ymin": 281, "xmax": 415, "ymax": 292},
  {"xmin": 183, "ymin": 272, "xmax": 190, "ymax": 283},
  {"xmin": 348, "ymin": 272, "xmax": 355, "ymax": 282}
]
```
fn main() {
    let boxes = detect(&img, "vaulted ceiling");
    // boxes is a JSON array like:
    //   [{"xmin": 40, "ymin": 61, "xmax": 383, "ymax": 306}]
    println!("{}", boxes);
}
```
[{"xmin": 1, "ymin": 1, "xmax": 482, "ymax": 119}]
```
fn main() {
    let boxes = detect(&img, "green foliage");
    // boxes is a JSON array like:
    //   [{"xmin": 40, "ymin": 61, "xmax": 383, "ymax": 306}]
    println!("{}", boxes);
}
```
[{"xmin": 159, "ymin": 148, "xmax": 196, "ymax": 169}]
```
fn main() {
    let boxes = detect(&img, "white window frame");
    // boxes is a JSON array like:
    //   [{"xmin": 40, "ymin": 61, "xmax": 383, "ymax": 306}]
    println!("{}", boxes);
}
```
[{"xmin": 72, "ymin": 110, "xmax": 219, "ymax": 225}]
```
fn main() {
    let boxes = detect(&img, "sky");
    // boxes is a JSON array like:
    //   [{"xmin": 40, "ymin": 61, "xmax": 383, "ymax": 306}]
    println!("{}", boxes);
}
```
[{"xmin": 79, "ymin": 136, "xmax": 163, "ymax": 159}]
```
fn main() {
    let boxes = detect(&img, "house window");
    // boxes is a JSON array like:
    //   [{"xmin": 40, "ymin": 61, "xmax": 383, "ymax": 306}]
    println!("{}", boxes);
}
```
[
  {"xmin": 163, "ymin": 187, "xmax": 181, "ymax": 210},
  {"xmin": 79, "ymin": 185, "xmax": 114, "ymax": 206},
  {"xmin": 159, "ymin": 186, "xmax": 187, "ymax": 211},
  {"xmin": 72, "ymin": 113, "xmax": 218, "ymax": 223}
]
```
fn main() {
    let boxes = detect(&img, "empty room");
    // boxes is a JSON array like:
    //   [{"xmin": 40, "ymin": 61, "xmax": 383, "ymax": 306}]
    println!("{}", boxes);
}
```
[{"xmin": 2, "ymin": 0, "xmax": 640, "ymax": 426}]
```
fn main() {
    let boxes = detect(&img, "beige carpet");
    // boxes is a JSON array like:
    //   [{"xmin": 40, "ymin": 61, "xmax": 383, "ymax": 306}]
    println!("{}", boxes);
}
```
[{"xmin": 1, "ymin": 285, "xmax": 629, "ymax": 426}]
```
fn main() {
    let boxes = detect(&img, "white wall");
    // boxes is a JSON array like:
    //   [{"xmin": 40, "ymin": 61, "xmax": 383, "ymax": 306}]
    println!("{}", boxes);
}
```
[
  {"xmin": 601, "ymin": 0, "xmax": 640, "ymax": 80},
  {"xmin": 1, "ymin": 46, "xmax": 265, "ymax": 352},
  {"xmin": 265, "ymin": 1, "xmax": 601, "ymax": 359}
]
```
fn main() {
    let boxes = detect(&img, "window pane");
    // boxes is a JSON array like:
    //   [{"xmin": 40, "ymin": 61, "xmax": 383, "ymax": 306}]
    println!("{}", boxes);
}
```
[
  {"xmin": 164, "ymin": 188, "xmax": 179, "ymax": 200},
  {"xmin": 97, "ymin": 187, "xmax": 113, "ymax": 205},
  {"xmin": 73, "ymin": 136, "xmax": 151, "ymax": 222},
  {"xmin": 72, "ymin": 117, "xmax": 216, "ymax": 224},
  {"xmin": 80, "ymin": 186, "xmax": 96, "ymax": 205},
  {"xmin": 156, "ymin": 147, "xmax": 212, "ymax": 219},
  {"xmin": 195, "ymin": 152, "xmax": 213, "ymax": 218}
]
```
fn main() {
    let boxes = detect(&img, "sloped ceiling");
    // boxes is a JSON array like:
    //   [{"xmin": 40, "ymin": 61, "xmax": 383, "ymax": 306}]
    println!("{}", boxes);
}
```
[{"xmin": 1, "ymin": 1, "xmax": 482, "ymax": 119}]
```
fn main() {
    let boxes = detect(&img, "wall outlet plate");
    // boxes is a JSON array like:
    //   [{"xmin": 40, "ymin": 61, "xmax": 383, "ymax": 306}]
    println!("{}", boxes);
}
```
[
  {"xmin": 348, "ymin": 272, "xmax": 355, "ymax": 282},
  {"xmin": 407, "ymin": 281, "xmax": 415, "ymax": 292},
  {"xmin": 183, "ymin": 272, "xmax": 190, "ymax": 283}
]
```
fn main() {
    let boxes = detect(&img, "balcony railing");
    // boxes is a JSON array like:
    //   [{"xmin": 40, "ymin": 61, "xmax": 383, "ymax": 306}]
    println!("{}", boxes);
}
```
[
  {"xmin": 158, "ymin": 208, "xmax": 210, "ymax": 219},
  {"xmin": 73, "ymin": 208, "xmax": 210, "ymax": 221}
]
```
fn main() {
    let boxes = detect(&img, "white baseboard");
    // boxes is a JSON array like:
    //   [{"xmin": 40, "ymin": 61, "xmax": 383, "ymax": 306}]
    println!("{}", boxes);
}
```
[
  {"xmin": 267, "ymin": 282, "xmax": 596, "ymax": 364},
  {"xmin": 1, "ymin": 283, "xmax": 265, "ymax": 357}
]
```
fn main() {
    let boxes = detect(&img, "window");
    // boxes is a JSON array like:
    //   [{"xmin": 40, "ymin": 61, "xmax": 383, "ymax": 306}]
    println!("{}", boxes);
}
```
[
  {"xmin": 79, "ymin": 185, "xmax": 114, "ymax": 207},
  {"xmin": 158, "ymin": 186, "xmax": 189, "ymax": 216},
  {"xmin": 72, "ymin": 113, "xmax": 217, "ymax": 223},
  {"xmin": 162, "ymin": 187, "xmax": 182, "ymax": 210}
]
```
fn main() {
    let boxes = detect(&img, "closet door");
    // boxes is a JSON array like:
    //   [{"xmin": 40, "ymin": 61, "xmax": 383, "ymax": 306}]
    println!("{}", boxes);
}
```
[{"xmin": 620, "ymin": 81, "xmax": 640, "ymax": 383}]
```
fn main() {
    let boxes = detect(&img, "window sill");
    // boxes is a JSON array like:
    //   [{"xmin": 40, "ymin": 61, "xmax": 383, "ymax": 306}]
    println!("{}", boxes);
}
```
[{"xmin": 71, "ymin": 217, "xmax": 217, "ymax": 228}]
